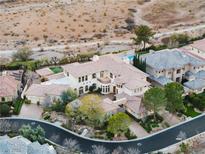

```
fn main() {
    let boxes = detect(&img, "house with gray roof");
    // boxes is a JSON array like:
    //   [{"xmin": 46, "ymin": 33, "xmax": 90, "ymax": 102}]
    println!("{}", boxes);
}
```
[
  {"xmin": 141, "ymin": 49, "xmax": 205, "ymax": 83},
  {"xmin": 184, "ymin": 79, "xmax": 205, "ymax": 94},
  {"xmin": 0, "ymin": 135, "xmax": 56, "ymax": 154},
  {"xmin": 141, "ymin": 49, "xmax": 205, "ymax": 93}
]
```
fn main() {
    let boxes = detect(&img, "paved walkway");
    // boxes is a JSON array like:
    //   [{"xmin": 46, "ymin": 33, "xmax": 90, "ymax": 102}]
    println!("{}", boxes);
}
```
[
  {"xmin": 18, "ymin": 104, "xmax": 43, "ymax": 119},
  {"xmin": 129, "ymin": 121, "xmax": 149, "ymax": 138}
]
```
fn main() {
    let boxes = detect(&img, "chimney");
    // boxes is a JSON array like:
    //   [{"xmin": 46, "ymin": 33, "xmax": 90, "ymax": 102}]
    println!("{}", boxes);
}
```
[{"xmin": 92, "ymin": 55, "xmax": 99, "ymax": 62}]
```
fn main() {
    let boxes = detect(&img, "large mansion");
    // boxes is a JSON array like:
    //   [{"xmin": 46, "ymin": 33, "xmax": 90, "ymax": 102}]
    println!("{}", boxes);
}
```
[
  {"xmin": 141, "ymin": 49, "xmax": 205, "ymax": 93},
  {"xmin": 62, "ymin": 54, "xmax": 150, "ymax": 96}
]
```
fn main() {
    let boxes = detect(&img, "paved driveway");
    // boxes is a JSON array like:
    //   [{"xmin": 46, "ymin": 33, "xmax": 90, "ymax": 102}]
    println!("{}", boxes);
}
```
[
  {"xmin": 18, "ymin": 104, "xmax": 43, "ymax": 119},
  {"xmin": 129, "ymin": 121, "xmax": 149, "ymax": 138},
  {"xmin": 159, "ymin": 110, "xmax": 182, "ymax": 126}
]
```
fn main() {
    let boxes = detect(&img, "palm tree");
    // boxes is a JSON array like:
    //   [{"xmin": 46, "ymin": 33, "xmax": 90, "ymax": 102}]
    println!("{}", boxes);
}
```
[{"xmin": 132, "ymin": 25, "xmax": 155, "ymax": 51}]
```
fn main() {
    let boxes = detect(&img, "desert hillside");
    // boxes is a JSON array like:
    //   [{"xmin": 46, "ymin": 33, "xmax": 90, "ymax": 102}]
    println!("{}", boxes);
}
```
[{"xmin": 0, "ymin": 0, "xmax": 205, "ymax": 49}]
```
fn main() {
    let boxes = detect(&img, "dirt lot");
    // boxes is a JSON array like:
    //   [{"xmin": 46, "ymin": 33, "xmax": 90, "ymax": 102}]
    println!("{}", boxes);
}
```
[
  {"xmin": 0, "ymin": 0, "xmax": 205, "ymax": 50},
  {"xmin": 142, "ymin": 0, "xmax": 205, "ymax": 30}
]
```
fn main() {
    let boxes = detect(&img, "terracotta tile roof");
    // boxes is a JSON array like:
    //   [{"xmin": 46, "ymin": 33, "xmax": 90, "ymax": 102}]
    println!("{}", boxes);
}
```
[
  {"xmin": 0, "ymin": 75, "xmax": 19, "ymax": 97},
  {"xmin": 63, "ymin": 54, "xmax": 150, "ymax": 90},
  {"xmin": 25, "ymin": 84, "xmax": 70, "ymax": 97},
  {"xmin": 191, "ymin": 39, "xmax": 205, "ymax": 52}
]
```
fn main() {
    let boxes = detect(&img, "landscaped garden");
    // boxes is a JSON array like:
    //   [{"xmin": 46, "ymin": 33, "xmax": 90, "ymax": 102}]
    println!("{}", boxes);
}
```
[
  {"xmin": 0, "ymin": 99, "xmax": 25, "ymax": 117},
  {"xmin": 182, "ymin": 103, "xmax": 201, "ymax": 118},
  {"xmin": 181, "ymin": 92, "xmax": 205, "ymax": 118},
  {"xmin": 137, "ymin": 114, "xmax": 164, "ymax": 133}
]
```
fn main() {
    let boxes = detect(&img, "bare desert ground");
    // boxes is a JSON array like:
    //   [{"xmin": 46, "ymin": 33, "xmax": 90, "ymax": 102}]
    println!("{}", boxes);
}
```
[{"xmin": 0, "ymin": 0, "xmax": 205, "ymax": 50}]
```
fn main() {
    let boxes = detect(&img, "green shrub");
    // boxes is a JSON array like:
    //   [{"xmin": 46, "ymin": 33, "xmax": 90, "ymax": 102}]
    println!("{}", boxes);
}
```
[
  {"xmin": 186, "ymin": 93, "xmax": 205, "ymax": 111},
  {"xmin": 13, "ymin": 99, "xmax": 24, "ymax": 115},
  {"xmin": 125, "ymin": 129, "xmax": 137, "ymax": 139},
  {"xmin": 6, "ymin": 60, "xmax": 39, "ymax": 70},
  {"xmin": 19, "ymin": 124, "xmax": 45, "ymax": 144},
  {"xmin": 0, "ymin": 104, "xmax": 10, "ymax": 116}
]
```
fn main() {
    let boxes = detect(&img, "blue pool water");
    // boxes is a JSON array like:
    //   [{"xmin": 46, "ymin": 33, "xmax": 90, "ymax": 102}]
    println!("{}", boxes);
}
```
[{"xmin": 121, "ymin": 55, "xmax": 135, "ymax": 61}]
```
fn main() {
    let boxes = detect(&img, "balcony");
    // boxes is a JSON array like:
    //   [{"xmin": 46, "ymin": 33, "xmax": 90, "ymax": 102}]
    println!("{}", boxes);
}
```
[{"xmin": 97, "ymin": 77, "xmax": 111, "ymax": 84}]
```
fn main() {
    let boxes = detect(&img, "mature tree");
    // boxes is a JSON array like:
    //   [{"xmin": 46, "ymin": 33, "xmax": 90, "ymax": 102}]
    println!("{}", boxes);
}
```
[
  {"xmin": 164, "ymin": 33, "xmax": 190, "ymax": 48},
  {"xmin": 12, "ymin": 47, "xmax": 33, "ymax": 61},
  {"xmin": 79, "ymin": 94, "xmax": 104, "ymax": 127},
  {"xmin": 61, "ymin": 88, "xmax": 77, "ymax": 105},
  {"xmin": 164, "ymin": 82, "xmax": 185, "ymax": 113},
  {"xmin": 133, "ymin": 54, "xmax": 146, "ymax": 72},
  {"xmin": 0, "ymin": 104, "xmax": 10, "ymax": 116},
  {"xmin": 107, "ymin": 112, "xmax": 131, "ymax": 136},
  {"xmin": 19, "ymin": 124, "xmax": 45, "ymax": 143},
  {"xmin": 132, "ymin": 25, "xmax": 155, "ymax": 50},
  {"xmin": 143, "ymin": 87, "xmax": 167, "ymax": 120}
]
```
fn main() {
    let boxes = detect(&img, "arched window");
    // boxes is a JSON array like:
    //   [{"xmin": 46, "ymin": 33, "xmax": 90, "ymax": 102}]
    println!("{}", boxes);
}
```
[{"xmin": 79, "ymin": 87, "xmax": 84, "ymax": 95}]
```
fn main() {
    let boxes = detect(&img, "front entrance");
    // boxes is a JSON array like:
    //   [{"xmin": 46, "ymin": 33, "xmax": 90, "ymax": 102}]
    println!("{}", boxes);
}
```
[{"xmin": 176, "ymin": 77, "xmax": 181, "ymax": 83}]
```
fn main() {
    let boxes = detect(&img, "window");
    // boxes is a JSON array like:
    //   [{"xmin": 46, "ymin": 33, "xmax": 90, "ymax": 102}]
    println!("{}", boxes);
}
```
[
  {"xmin": 85, "ymin": 85, "xmax": 88, "ymax": 91},
  {"xmin": 67, "ymin": 72, "xmax": 69, "ymax": 76},
  {"xmin": 1, "ymin": 97, "xmax": 5, "ymax": 102},
  {"xmin": 177, "ymin": 69, "xmax": 181, "ymax": 74},
  {"xmin": 92, "ymin": 73, "xmax": 96, "ymax": 79},
  {"xmin": 79, "ymin": 87, "xmax": 84, "ymax": 95},
  {"xmin": 100, "ymin": 71, "xmax": 104, "ymax": 77},
  {"xmin": 78, "ymin": 77, "xmax": 81, "ymax": 83},
  {"xmin": 82, "ymin": 76, "xmax": 84, "ymax": 82},
  {"xmin": 110, "ymin": 73, "xmax": 113, "ymax": 78},
  {"xmin": 85, "ymin": 75, "xmax": 88, "ymax": 81},
  {"xmin": 93, "ymin": 83, "xmax": 97, "ymax": 89}
]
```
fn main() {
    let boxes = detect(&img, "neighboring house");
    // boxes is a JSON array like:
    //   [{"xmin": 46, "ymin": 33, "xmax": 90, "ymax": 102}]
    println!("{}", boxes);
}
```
[
  {"xmin": 141, "ymin": 49, "xmax": 205, "ymax": 83},
  {"xmin": 0, "ymin": 135, "xmax": 56, "ymax": 154},
  {"xmin": 24, "ymin": 84, "xmax": 69, "ymax": 104},
  {"xmin": 141, "ymin": 49, "xmax": 205, "ymax": 93},
  {"xmin": 184, "ymin": 79, "xmax": 205, "ymax": 94},
  {"xmin": 0, "ymin": 75, "xmax": 20, "ymax": 102},
  {"xmin": 190, "ymin": 39, "xmax": 205, "ymax": 56},
  {"xmin": 62, "ymin": 54, "xmax": 150, "ymax": 96}
]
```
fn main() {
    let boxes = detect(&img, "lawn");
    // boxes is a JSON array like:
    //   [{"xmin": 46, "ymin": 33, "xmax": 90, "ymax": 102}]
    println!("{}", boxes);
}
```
[
  {"xmin": 183, "ymin": 104, "xmax": 201, "ymax": 118},
  {"xmin": 80, "ymin": 94, "xmax": 102, "ymax": 104},
  {"xmin": 49, "ymin": 66, "xmax": 63, "ymax": 74}
]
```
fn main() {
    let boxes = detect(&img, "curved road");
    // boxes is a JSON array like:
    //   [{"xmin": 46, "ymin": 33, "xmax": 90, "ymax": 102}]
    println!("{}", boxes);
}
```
[{"xmin": 0, "ymin": 115, "xmax": 205, "ymax": 153}]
